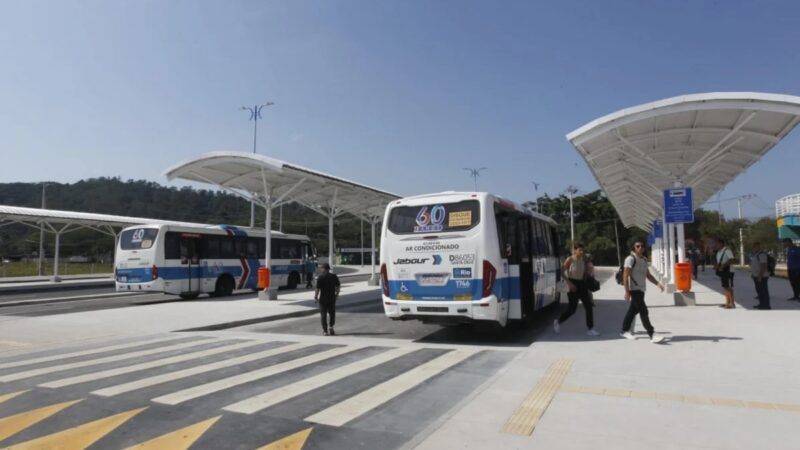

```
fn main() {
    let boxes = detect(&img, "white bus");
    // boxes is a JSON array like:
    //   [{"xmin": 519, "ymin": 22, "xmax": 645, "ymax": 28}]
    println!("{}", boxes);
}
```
[
  {"xmin": 115, "ymin": 224, "xmax": 316, "ymax": 299},
  {"xmin": 380, "ymin": 192, "xmax": 561, "ymax": 327}
]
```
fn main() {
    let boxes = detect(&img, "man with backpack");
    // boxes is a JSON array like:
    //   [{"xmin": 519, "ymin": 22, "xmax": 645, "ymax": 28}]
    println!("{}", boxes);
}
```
[
  {"xmin": 620, "ymin": 240, "xmax": 665, "ymax": 343},
  {"xmin": 715, "ymin": 238, "xmax": 736, "ymax": 309},
  {"xmin": 749, "ymin": 242, "xmax": 771, "ymax": 310}
]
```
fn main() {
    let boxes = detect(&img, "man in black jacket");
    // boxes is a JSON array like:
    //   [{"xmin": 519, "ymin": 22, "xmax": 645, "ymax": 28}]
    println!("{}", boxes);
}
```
[{"xmin": 315, "ymin": 263, "xmax": 340, "ymax": 336}]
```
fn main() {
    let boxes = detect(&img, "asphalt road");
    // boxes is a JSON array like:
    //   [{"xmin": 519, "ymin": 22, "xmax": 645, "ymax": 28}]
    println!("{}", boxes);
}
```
[{"xmin": 0, "ymin": 275, "xmax": 371, "ymax": 317}]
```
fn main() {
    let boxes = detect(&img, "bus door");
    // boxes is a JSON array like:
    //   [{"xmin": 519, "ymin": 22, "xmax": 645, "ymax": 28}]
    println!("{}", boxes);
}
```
[
  {"xmin": 517, "ymin": 217, "xmax": 535, "ymax": 319},
  {"xmin": 180, "ymin": 234, "xmax": 201, "ymax": 293}
]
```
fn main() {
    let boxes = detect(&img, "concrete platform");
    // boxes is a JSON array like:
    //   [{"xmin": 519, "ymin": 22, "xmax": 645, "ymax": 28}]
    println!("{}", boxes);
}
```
[{"xmin": 413, "ymin": 268, "xmax": 800, "ymax": 450}]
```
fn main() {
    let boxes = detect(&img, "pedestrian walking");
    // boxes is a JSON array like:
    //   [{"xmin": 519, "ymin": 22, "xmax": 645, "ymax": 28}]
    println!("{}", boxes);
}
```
[
  {"xmin": 687, "ymin": 243, "xmax": 699, "ymax": 280},
  {"xmin": 715, "ymin": 238, "xmax": 736, "ymax": 309},
  {"xmin": 554, "ymin": 242, "xmax": 599, "ymax": 336},
  {"xmin": 315, "ymin": 263, "xmax": 340, "ymax": 336},
  {"xmin": 620, "ymin": 241, "xmax": 665, "ymax": 343},
  {"xmin": 784, "ymin": 238, "xmax": 800, "ymax": 301},
  {"xmin": 749, "ymin": 242, "xmax": 771, "ymax": 310}
]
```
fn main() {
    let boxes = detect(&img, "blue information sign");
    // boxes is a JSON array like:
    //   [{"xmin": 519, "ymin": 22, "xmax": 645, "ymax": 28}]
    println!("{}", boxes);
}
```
[
  {"xmin": 652, "ymin": 219, "xmax": 663, "ymax": 237},
  {"xmin": 664, "ymin": 187, "xmax": 694, "ymax": 224}
]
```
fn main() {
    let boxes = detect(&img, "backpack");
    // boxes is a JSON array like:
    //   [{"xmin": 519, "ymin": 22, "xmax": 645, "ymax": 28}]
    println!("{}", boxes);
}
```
[
  {"xmin": 766, "ymin": 253, "xmax": 776, "ymax": 276},
  {"xmin": 615, "ymin": 256, "xmax": 636, "ymax": 285}
]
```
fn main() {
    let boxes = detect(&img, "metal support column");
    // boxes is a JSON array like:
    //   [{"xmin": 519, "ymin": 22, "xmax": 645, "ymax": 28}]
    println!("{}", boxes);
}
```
[
  {"xmin": 52, "ymin": 231, "xmax": 61, "ymax": 282},
  {"xmin": 661, "ymin": 210, "xmax": 670, "ymax": 283},
  {"xmin": 259, "ymin": 180, "xmax": 277, "ymax": 300},
  {"xmin": 668, "ymin": 223, "xmax": 676, "ymax": 286},
  {"xmin": 328, "ymin": 188, "xmax": 338, "ymax": 269},
  {"xmin": 368, "ymin": 219, "xmax": 379, "ymax": 286},
  {"xmin": 677, "ymin": 223, "xmax": 686, "ymax": 262}
]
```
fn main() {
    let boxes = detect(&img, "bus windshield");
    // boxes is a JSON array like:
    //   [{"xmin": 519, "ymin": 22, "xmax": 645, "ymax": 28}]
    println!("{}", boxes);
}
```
[
  {"xmin": 119, "ymin": 228, "xmax": 159, "ymax": 250},
  {"xmin": 388, "ymin": 200, "xmax": 480, "ymax": 234}
]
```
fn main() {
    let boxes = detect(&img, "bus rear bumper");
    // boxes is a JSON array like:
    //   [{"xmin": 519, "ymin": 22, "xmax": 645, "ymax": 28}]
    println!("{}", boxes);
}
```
[
  {"xmin": 115, "ymin": 278, "xmax": 164, "ymax": 293},
  {"xmin": 382, "ymin": 295, "xmax": 502, "ymax": 323}
]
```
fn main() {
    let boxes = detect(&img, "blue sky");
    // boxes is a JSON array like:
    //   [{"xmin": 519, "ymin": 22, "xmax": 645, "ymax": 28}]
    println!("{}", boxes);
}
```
[{"xmin": 1, "ymin": 0, "xmax": 798, "ymax": 220}]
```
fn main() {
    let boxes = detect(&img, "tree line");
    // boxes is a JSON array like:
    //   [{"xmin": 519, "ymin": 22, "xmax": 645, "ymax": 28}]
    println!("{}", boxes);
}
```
[{"xmin": 1, "ymin": 179, "xmax": 780, "ymax": 266}]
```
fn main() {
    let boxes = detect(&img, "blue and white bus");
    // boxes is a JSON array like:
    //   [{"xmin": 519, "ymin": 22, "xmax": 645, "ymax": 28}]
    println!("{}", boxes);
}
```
[
  {"xmin": 380, "ymin": 192, "xmax": 561, "ymax": 327},
  {"xmin": 115, "ymin": 224, "xmax": 316, "ymax": 299}
]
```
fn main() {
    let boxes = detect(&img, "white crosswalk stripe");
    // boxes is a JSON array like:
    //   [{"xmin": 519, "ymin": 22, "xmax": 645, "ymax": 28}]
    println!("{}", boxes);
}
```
[
  {"xmin": 223, "ymin": 346, "xmax": 418, "ymax": 414},
  {"xmin": 305, "ymin": 349, "xmax": 479, "ymax": 426},
  {"xmin": 0, "ymin": 335, "xmax": 182, "ymax": 370},
  {"xmin": 0, "ymin": 337, "xmax": 217, "ymax": 383},
  {"xmin": 92, "ymin": 342, "xmax": 313, "ymax": 397},
  {"xmin": 39, "ymin": 340, "xmax": 265, "ymax": 388},
  {"xmin": 152, "ymin": 345, "xmax": 365, "ymax": 405}
]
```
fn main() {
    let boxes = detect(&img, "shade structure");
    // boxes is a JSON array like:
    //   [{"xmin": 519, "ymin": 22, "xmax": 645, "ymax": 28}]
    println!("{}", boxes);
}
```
[
  {"xmin": 566, "ymin": 92, "xmax": 800, "ymax": 230},
  {"xmin": 0, "ymin": 205, "xmax": 204, "ymax": 281},
  {"xmin": 164, "ymin": 151, "xmax": 402, "ymax": 295},
  {"xmin": 164, "ymin": 151, "xmax": 400, "ymax": 222}
]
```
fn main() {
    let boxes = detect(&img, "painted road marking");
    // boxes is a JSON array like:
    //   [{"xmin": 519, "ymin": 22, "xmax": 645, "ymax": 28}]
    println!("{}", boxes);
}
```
[
  {"xmin": 0, "ymin": 337, "xmax": 217, "ymax": 383},
  {"xmin": 256, "ymin": 427, "xmax": 313, "ymax": 450},
  {"xmin": 124, "ymin": 416, "xmax": 221, "ymax": 450},
  {"xmin": 40, "ymin": 340, "xmax": 264, "ymax": 388},
  {"xmin": 92, "ymin": 342, "xmax": 312, "ymax": 397},
  {"xmin": 560, "ymin": 384, "xmax": 800, "ymax": 414},
  {"xmin": 225, "ymin": 347, "xmax": 418, "ymax": 414},
  {"xmin": 5, "ymin": 407, "xmax": 146, "ymax": 450},
  {"xmin": 0, "ymin": 399, "xmax": 82, "ymax": 442},
  {"xmin": 153, "ymin": 345, "xmax": 365, "ymax": 406},
  {"xmin": 501, "ymin": 358, "xmax": 573, "ymax": 436},
  {"xmin": 0, "ymin": 335, "xmax": 182, "ymax": 371},
  {"xmin": 0, "ymin": 390, "xmax": 28, "ymax": 405},
  {"xmin": 305, "ymin": 349, "xmax": 478, "ymax": 427}
]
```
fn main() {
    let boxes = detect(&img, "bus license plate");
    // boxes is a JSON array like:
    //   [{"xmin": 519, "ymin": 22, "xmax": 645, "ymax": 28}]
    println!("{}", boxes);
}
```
[{"xmin": 417, "ymin": 273, "xmax": 448, "ymax": 286}]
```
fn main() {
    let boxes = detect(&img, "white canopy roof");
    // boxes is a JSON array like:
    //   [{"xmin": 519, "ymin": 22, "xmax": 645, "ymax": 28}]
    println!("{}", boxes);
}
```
[
  {"xmin": 566, "ymin": 92, "xmax": 800, "ymax": 230},
  {"xmin": 0, "ymin": 204, "xmax": 200, "ymax": 235},
  {"xmin": 164, "ymin": 151, "xmax": 401, "ymax": 221}
]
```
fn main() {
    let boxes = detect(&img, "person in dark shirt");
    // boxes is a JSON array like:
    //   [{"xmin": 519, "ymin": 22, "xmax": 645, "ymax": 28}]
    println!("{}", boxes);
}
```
[
  {"xmin": 784, "ymin": 238, "xmax": 800, "ymax": 301},
  {"xmin": 315, "ymin": 263, "xmax": 340, "ymax": 335}
]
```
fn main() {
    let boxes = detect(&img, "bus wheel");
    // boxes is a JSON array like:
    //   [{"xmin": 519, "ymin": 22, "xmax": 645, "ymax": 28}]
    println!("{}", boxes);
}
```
[
  {"xmin": 215, "ymin": 275, "xmax": 235, "ymax": 297},
  {"xmin": 179, "ymin": 293, "xmax": 199, "ymax": 300},
  {"xmin": 287, "ymin": 272, "xmax": 300, "ymax": 290}
]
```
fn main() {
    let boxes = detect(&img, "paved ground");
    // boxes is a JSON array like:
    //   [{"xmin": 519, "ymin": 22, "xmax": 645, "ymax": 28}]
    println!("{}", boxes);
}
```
[{"xmin": 1, "ymin": 267, "xmax": 799, "ymax": 449}]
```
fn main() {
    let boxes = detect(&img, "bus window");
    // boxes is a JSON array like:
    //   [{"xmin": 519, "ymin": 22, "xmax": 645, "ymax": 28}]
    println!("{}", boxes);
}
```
[
  {"xmin": 235, "ymin": 237, "xmax": 246, "ymax": 258},
  {"xmin": 204, "ymin": 236, "xmax": 220, "ymax": 259},
  {"xmin": 542, "ymin": 224, "xmax": 554, "ymax": 256},
  {"xmin": 550, "ymin": 225, "xmax": 560, "ymax": 257},
  {"xmin": 530, "ymin": 220, "xmax": 543, "ymax": 257},
  {"xmin": 518, "ymin": 218, "xmax": 531, "ymax": 262},
  {"xmin": 120, "ymin": 228, "xmax": 158, "ymax": 250},
  {"xmin": 220, "ymin": 239, "xmax": 235, "ymax": 259},
  {"xmin": 164, "ymin": 232, "xmax": 180, "ymax": 259},
  {"xmin": 246, "ymin": 238, "xmax": 259, "ymax": 259}
]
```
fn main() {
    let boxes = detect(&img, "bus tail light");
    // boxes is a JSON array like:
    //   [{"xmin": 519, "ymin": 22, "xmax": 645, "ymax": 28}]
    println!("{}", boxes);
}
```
[
  {"xmin": 381, "ymin": 263, "xmax": 389, "ymax": 297},
  {"xmin": 482, "ymin": 260, "xmax": 496, "ymax": 298},
  {"xmin": 152, "ymin": 265, "xmax": 159, "ymax": 280}
]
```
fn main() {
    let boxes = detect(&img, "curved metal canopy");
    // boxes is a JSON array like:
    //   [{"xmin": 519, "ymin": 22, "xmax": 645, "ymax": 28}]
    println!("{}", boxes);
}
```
[
  {"xmin": 566, "ymin": 92, "xmax": 800, "ymax": 230},
  {"xmin": 164, "ymin": 151, "xmax": 400, "ymax": 221}
]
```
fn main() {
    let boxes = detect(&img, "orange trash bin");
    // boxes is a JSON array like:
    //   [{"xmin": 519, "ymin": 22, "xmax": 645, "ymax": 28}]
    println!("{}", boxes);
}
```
[
  {"xmin": 257, "ymin": 267, "xmax": 271, "ymax": 289},
  {"xmin": 674, "ymin": 262, "xmax": 692, "ymax": 292}
]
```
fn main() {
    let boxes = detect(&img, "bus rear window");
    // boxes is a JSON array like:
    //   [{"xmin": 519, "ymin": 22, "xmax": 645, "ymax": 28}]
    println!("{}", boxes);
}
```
[
  {"xmin": 388, "ymin": 200, "xmax": 480, "ymax": 234},
  {"xmin": 120, "ymin": 228, "xmax": 158, "ymax": 250}
]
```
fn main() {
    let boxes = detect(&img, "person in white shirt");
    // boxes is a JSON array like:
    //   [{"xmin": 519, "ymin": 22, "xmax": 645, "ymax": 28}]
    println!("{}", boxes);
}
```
[
  {"xmin": 749, "ymin": 242, "xmax": 770, "ymax": 310},
  {"xmin": 715, "ymin": 238, "xmax": 736, "ymax": 309},
  {"xmin": 621, "ymin": 240, "xmax": 665, "ymax": 343}
]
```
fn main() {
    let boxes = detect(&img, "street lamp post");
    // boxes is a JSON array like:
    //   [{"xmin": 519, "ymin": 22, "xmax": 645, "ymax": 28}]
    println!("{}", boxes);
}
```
[
  {"xmin": 566, "ymin": 186, "xmax": 578, "ymax": 244},
  {"xmin": 737, "ymin": 194, "xmax": 755, "ymax": 265},
  {"xmin": 241, "ymin": 101, "xmax": 274, "ymax": 227},
  {"xmin": 463, "ymin": 167, "xmax": 487, "ymax": 192},
  {"xmin": 531, "ymin": 181, "xmax": 540, "ymax": 212}
]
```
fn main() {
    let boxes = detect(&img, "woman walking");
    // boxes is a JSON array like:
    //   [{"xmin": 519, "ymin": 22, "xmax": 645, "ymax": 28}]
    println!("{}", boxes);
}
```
[{"xmin": 554, "ymin": 242, "xmax": 599, "ymax": 336}]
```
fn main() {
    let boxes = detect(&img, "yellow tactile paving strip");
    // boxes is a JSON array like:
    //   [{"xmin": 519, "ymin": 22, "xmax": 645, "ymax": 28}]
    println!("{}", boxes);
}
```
[
  {"xmin": 501, "ymin": 358, "xmax": 573, "ymax": 435},
  {"xmin": 560, "ymin": 384, "xmax": 800, "ymax": 413}
]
